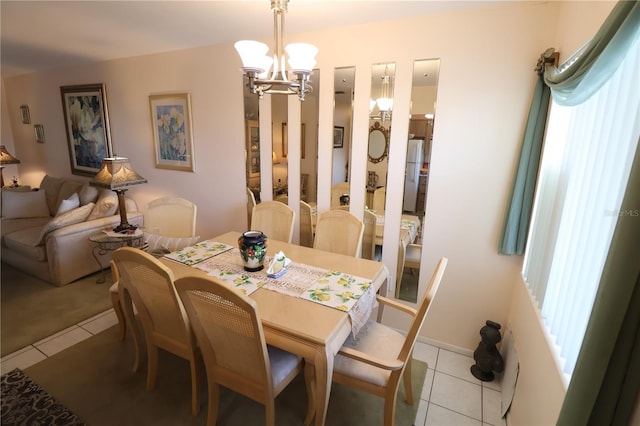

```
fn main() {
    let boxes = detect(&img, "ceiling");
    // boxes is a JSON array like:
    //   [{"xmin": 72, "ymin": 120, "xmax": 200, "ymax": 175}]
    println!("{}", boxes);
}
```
[{"xmin": 1, "ymin": 0, "xmax": 511, "ymax": 78}]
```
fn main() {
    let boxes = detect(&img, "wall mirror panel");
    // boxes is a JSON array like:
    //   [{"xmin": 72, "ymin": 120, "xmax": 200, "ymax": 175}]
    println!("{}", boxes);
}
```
[
  {"xmin": 272, "ymin": 95, "xmax": 288, "ymax": 201},
  {"xmin": 396, "ymin": 58, "xmax": 440, "ymax": 303},
  {"xmin": 332, "ymin": 66, "xmax": 355, "ymax": 208},
  {"xmin": 366, "ymin": 62, "xmax": 395, "ymax": 215},
  {"xmin": 299, "ymin": 70, "xmax": 320, "ymax": 246},
  {"xmin": 243, "ymin": 82, "xmax": 261, "ymax": 226}
]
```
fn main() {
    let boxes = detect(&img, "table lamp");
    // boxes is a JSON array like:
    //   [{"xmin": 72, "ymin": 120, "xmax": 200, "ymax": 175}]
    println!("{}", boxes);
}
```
[
  {"xmin": 0, "ymin": 145, "xmax": 21, "ymax": 187},
  {"xmin": 90, "ymin": 156, "xmax": 147, "ymax": 233}
]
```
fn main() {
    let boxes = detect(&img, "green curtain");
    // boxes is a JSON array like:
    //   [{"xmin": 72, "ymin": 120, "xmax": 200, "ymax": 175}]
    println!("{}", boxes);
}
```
[
  {"xmin": 556, "ymin": 142, "xmax": 640, "ymax": 426},
  {"xmin": 498, "ymin": 75, "xmax": 550, "ymax": 255},
  {"xmin": 550, "ymin": 2, "xmax": 640, "ymax": 424},
  {"xmin": 544, "ymin": 0, "xmax": 640, "ymax": 106}
]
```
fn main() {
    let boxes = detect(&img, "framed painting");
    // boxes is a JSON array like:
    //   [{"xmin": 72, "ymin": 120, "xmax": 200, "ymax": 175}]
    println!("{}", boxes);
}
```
[
  {"xmin": 60, "ymin": 83, "xmax": 112, "ymax": 176},
  {"xmin": 333, "ymin": 126, "xmax": 344, "ymax": 148},
  {"xmin": 149, "ymin": 93, "xmax": 195, "ymax": 172},
  {"xmin": 246, "ymin": 120, "xmax": 260, "ymax": 178},
  {"xmin": 282, "ymin": 122, "xmax": 307, "ymax": 158}
]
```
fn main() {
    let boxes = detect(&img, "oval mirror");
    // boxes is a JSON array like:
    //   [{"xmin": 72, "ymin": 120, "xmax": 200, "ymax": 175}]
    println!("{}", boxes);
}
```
[{"xmin": 368, "ymin": 122, "xmax": 389, "ymax": 163}]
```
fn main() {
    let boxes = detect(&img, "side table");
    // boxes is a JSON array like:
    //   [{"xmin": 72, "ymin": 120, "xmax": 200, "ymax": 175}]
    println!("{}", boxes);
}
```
[
  {"xmin": 2, "ymin": 185, "xmax": 32, "ymax": 192},
  {"xmin": 89, "ymin": 231, "xmax": 144, "ymax": 283}
]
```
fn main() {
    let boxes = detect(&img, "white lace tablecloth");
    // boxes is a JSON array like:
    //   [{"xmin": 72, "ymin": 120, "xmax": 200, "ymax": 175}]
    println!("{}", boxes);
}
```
[{"xmin": 192, "ymin": 246, "xmax": 379, "ymax": 336}]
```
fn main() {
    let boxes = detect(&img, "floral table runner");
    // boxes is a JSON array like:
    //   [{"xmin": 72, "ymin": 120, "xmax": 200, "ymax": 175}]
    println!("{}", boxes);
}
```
[
  {"xmin": 188, "ymin": 246, "xmax": 381, "ymax": 336},
  {"xmin": 163, "ymin": 240, "xmax": 234, "ymax": 266}
]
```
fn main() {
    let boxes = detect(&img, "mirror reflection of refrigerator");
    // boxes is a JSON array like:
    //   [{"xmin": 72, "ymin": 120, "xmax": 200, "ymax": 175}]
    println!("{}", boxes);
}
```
[{"xmin": 403, "ymin": 139, "xmax": 424, "ymax": 212}]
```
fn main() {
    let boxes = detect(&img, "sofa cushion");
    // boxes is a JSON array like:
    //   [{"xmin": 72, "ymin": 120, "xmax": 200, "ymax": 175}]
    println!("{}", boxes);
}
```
[
  {"xmin": 1, "ymin": 190, "xmax": 50, "ymax": 219},
  {"xmin": 4, "ymin": 226, "xmax": 48, "ymax": 261},
  {"xmin": 56, "ymin": 192, "xmax": 80, "ymax": 215},
  {"xmin": 87, "ymin": 190, "xmax": 118, "ymax": 221},
  {"xmin": 39, "ymin": 175, "xmax": 64, "ymax": 216},
  {"xmin": 78, "ymin": 184, "xmax": 99, "ymax": 206},
  {"xmin": 55, "ymin": 180, "xmax": 83, "ymax": 213},
  {"xmin": 36, "ymin": 202, "xmax": 95, "ymax": 246},
  {"xmin": 0, "ymin": 217, "xmax": 51, "ymax": 248}
]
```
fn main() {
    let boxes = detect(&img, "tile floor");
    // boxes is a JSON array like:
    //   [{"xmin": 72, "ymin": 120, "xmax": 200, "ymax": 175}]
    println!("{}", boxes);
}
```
[{"xmin": 1, "ymin": 309, "xmax": 505, "ymax": 426}]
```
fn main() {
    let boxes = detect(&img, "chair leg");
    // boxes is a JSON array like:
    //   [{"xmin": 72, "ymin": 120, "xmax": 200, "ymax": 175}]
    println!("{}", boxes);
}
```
[
  {"xmin": 383, "ymin": 390, "xmax": 399, "ymax": 426},
  {"xmin": 207, "ymin": 382, "xmax": 219, "ymax": 426},
  {"xmin": 146, "ymin": 344, "xmax": 158, "ymax": 391},
  {"xmin": 265, "ymin": 400, "xmax": 276, "ymax": 426},
  {"xmin": 190, "ymin": 356, "xmax": 200, "ymax": 416},
  {"xmin": 110, "ymin": 290, "xmax": 126, "ymax": 341},
  {"xmin": 303, "ymin": 361, "xmax": 316, "ymax": 426},
  {"xmin": 403, "ymin": 358, "xmax": 414, "ymax": 405},
  {"xmin": 120, "ymin": 287, "xmax": 143, "ymax": 372}
]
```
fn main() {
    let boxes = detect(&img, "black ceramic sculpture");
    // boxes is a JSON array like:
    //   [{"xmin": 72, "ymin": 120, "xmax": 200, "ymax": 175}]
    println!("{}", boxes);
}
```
[{"xmin": 470, "ymin": 320, "xmax": 505, "ymax": 381}]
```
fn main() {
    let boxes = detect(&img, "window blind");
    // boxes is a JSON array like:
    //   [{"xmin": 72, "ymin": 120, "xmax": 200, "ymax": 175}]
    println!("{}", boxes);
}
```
[{"xmin": 523, "ymin": 40, "xmax": 639, "ymax": 376}]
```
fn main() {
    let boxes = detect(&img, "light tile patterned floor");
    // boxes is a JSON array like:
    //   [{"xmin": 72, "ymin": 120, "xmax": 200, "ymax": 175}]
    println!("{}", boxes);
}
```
[
  {"xmin": 1, "ymin": 310, "xmax": 505, "ymax": 426},
  {"xmin": 413, "ymin": 341, "xmax": 506, "ymax": 426}
]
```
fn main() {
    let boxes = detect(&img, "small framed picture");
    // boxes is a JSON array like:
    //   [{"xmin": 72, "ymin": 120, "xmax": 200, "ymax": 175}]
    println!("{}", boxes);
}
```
[
  {"xmin": 34, "ymin": 124, "xmax": 45, "ymax": 143},
  {"xmin": 333, "ymin": 126, "xmax": 344, "ymax": 148},
  {"xmin": 149, "ymin": 93, "xmax": 195, "ymax": 172},
  {"xmin": 20, "ymin": 105, "xmax": 31, "ymax": 124}
]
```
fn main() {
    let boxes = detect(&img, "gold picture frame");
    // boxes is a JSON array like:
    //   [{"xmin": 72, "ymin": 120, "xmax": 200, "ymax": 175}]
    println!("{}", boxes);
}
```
[{"xmin": 149, "ymin": 93, "xmax": 195, "ymax": 172}]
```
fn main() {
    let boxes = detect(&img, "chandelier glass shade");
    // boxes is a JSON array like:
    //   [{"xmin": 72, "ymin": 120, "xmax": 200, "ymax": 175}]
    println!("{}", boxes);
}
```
[{"xmin": 235, "ymin": 0, "xmax": 318, "ymax": 101}]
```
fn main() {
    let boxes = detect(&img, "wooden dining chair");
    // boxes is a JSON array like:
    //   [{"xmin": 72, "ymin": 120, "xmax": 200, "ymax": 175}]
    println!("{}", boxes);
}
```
[
  {"xmin": 112, "ymin": 247, "xmax": 201, "ymax": 416},
  {"xmin": 299, "ymin": 200, "xmax": 314, "ymax": 248},
  {"xmin": 362, "ymin": 209, "xmax": 377, "ymax": 260},
  {"xmin": 174, "ymin": 275, "xmax": 314, "ymax": 426},
  {"xmin": 372, "ymin": 186, "xmax": 386, "ymax": 211},
  {"xmin": 251, "ymin": 200, "xmax": 295, "ymax": 243},
  {"xmin": 145, "ymin": 196, "xmax": 197, "ymax": 238},
  {"xmin": 314, "ymin": 209, "xmax": 364, "ymax": 257},
  {"xmin": 332, "ymin": 257, "xmax": 448, "ymax": 426},
  {"xmin": 330, "ymin": 182, "xmax": 350, "ymax": 208},
  {"xmin": 246, "ymin": 187, "xmax": 257, "ymax": 227}
]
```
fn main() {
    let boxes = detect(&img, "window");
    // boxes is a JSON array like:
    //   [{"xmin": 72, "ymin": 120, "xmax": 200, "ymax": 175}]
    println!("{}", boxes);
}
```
[{"xmin": 523, "ymin": 40, "xmax": 639, "ymax": 377}]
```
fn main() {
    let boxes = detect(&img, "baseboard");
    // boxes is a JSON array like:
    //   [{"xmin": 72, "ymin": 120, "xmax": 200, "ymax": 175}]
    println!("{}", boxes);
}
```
[{"xmin": 415, "ymin": 335, "xmax": 474, "ymax": 357}]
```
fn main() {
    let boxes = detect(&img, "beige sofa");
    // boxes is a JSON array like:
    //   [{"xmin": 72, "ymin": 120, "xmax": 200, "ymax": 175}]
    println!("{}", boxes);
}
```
[{"xmin": 1, "ymin": 175, "xmax": 143, "ymax": 286}]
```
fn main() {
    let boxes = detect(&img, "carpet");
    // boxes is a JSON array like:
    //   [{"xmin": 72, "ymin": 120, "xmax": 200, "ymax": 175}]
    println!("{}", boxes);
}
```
[
  {"xmin": 1, "ymin": 368, "xmax": 87, "ymax": 425},
  {"xmin": 24, "ymin": 325, "xmax": 427, "ymax": 425},
  {"xmin": 1, "ymin": 262, "xmax": 113, "ymax": 356}
]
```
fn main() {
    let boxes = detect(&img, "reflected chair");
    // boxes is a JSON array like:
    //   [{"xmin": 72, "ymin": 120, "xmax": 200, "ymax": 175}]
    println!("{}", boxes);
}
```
[
  {"xmin": 362, "ymin": 209, "xmax": 377, "ymax": 260},
  {"xmin": 332, "ymin": 258, "xmax": 448, "ymax": 426},
  {"xmin": 373, "ymin": 186, "xmax": 386, "ymax": 211},
  {"xmin": 300, "ymin": 200, "xmax": 314, "ymax": 248},
  {"xmin": 395, "ymin": 240, "xmax": 407, "ymax": 299},
  {"xmin": 175, "ymin": 275, "xmax": 314, "ymax": 426},
  {"xmin": 144, "ymin": 196, "xmax": 198, "ymax": 253},
  {"xmin": 247, "ymin": 187, "xmax": 257, "ymax": 227},
  {"xmin": 112, "ymin": 247, "xmax": 201, "ymax": 416},
  {"xmin": 331, "ymin": 182, "xmax": 350, "ymax": 208},
  {"xmin": 314, "ymin": 209, "xmax": 364, "ymax": 257},
  {"xmin": 405, "ymin": 243, "xmax": 422, "ymax": 274},
  {"xmin": 251, "ymin": 200, "xmax": 295, "ymax": 243}
]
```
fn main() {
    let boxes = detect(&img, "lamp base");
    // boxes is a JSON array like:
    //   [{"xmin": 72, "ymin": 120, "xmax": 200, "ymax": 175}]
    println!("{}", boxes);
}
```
[{"xmin": 113, "ymin": 223, "xmax": 138, "ymax": 234}]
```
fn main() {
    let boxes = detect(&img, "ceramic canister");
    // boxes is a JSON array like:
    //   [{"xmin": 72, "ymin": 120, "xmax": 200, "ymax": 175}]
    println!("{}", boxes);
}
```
[{"xmin": 238, "ymin": 230, "xmax": 268, "ymax": 272}]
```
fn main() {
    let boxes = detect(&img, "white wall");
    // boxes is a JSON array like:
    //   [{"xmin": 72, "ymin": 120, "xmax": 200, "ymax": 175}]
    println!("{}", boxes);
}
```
[
  {"xmin": 504, "ymin": 2, "xmax": 616, "ymax": 424},
  {"xmin": 2, "ymin": 2, "xmax": 611, "ymax": 423}
]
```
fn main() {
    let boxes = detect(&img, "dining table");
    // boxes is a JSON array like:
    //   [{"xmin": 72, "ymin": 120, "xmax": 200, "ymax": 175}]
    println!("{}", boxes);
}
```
[{"xmin": 157, "ymin": 231, "xmax": 388, "ymax": 426}]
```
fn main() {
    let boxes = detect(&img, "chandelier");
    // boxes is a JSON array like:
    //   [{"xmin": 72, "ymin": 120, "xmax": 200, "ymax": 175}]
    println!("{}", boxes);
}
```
[
  {"xmin": 370, "ymin": 66, "xmax": 393, "ymax": 122},
  {"xmin": 235, "ymin": 0, "xmax": 318, "ymax": 101}
]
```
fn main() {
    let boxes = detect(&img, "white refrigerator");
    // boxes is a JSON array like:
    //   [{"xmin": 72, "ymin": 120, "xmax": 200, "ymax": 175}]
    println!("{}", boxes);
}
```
[{"xmin": 403, "ymin": 139, "xmax": 424, "ymax": 212}]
